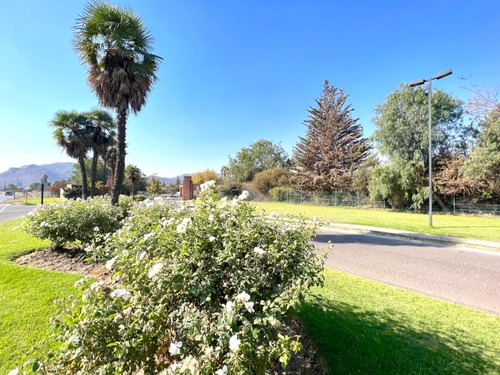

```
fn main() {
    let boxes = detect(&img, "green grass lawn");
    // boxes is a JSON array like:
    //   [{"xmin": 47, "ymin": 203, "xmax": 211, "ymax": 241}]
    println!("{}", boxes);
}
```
[
  {"xmin": 9, "ymin": 197, "xmax": 62, "ymax": 205},
  {"xmin": 299, "ymin": 268, "xmax": 500, "ymax": 374},
  {"xmin": 0, "ymin": 220, "xmax": 82, "ymax": 374},
  {"xmin": 254, "ymin": 201, "xmax": 500, "ymax": 241}
]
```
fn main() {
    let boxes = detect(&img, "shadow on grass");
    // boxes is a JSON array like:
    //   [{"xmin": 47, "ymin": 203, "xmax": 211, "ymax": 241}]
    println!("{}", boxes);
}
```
[{"xmin": 297, "ymin": 296, "xmax": 499, "ymax": 375}]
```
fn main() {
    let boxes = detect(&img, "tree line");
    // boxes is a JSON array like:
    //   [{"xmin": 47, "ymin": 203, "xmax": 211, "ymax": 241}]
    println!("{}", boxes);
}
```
[{"xmin": 218, "ymin": 79, "xmax": 500, "ymax": 209}]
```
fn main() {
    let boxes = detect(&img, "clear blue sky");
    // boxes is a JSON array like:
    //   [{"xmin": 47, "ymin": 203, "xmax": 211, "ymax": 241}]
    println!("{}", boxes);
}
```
[{"xmin": 1, "ymin": 0, "xmax": 499, "ymax": 179}]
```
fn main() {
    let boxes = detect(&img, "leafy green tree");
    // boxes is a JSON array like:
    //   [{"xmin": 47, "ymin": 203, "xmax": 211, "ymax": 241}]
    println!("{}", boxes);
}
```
[
  {"xmin": 125, "ymin": 165, "xmax": 144, "ymax": 198},
  {"xmin": 86, "ymin": 109, "xmax": 115, "ymax": 197},
  {"xmin": 50, "ymin": 111, "xmax": 91, "ymax": 199},
  {"xmin": 462, "ymin": 112, "xmax": 500, "ymax": 200},
  {"xmin": 147, "ymin": 175, "xmax": 163, "ymax": 197},
  {"xmin": 70, "ymin": 159, "xmax": 111, "ymax": 194},
  {"xmin": 293, "ymin": 80, "xmax": 371, "ymax": 192},
  {"xmin": 224, "ymin": 139, "xmax": 291, "ymax": 182},
  {"xmin": 75, "ymin": 1, "xmax": 161, "ymax": 205},
  {"xmin": 370, "ymin": 84, "xmax": 467, "ymax": 208},
  {"xmin": 351, "ymin": 155, "xmax": 379, "ymax": 195},
  {"xmin": 373, "ymin": 84, "xmax": 465, "ymax": 164}
]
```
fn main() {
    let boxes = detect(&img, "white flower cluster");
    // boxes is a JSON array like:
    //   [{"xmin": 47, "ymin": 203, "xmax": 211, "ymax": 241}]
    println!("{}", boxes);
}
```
[
  {"xmin": 176, "ymin": 217, "xmax": 192, "ymax": 234},
  {"xmin": 148, "ymin": 262, "xmax": 164, "ymax": 279},
  {"xmin": 110, "ymin": 288, "xmax": 131, "ymax": 300},
  {"xmin": 199, "ymin": 180, "xmax": 216, "ymax": 192}
]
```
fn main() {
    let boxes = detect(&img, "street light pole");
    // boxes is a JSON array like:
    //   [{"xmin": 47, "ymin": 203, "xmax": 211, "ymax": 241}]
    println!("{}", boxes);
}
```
[
  {"xmin": 409, "ymin": 69, "xmax": 452, "ymax": 227},
  {"xmin": 40, "ymin": 174, "xmax": 48, "ymax": 205}
]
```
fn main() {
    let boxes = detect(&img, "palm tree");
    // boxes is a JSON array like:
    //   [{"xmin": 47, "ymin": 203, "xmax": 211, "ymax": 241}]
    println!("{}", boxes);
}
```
[
  {"xmin": 125, "ymin": 165, "xmax": 143, "ymax": 199},
  {"xmin": 85, "ymin": 109, "xmax": 115, "ymax": 197},
  {"xmin": 50, "ymin": 111, "xmax": 91, "ymax": 199},
  {"xmin": 74, "ymin": 1, "xmax": 161, "ymax": 205}
]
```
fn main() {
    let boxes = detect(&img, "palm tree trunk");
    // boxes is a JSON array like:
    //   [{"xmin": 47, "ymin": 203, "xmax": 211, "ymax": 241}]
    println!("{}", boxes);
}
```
[
  {"xmin": 102, "ymin": 153, "xmax": 107, "ymax": 196},
  {"xmin": 91, "ymin": 148, "xmax": 98, "ymax": 197},
  {"xmin": 111, "ymin": 110, "xmax": 127, "ymax": 205},
  {"xmin": 79, "ymin": 156, "xmax": 89, "ymax": 200}
]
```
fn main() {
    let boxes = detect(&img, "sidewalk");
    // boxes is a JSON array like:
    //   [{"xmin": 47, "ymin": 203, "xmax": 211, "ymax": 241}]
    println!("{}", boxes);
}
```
[{"xmin": 323, "ymin": 222, "xmax": 500, "ymax": 251}]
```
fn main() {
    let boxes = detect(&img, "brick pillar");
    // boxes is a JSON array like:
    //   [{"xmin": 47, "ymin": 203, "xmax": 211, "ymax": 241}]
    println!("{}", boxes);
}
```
[{"xmin": 182, "ymin": 176, "xmax": 193, "ymax": 200}]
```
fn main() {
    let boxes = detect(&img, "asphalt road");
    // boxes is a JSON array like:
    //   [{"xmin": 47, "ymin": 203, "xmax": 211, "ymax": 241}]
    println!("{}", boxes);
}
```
[
  {"xmin": 0, "ymin": 204, "xmax": 34, "ymax": 223},
  {"xmin": 314, "ymin": 227, "xmax": 500, "ymax": 316}
]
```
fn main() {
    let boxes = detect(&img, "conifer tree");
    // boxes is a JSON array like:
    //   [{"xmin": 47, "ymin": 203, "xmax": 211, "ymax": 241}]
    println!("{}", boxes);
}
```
[{"xmin": 293, "ymin": 80, "xmax": 370, "ymax": 192}]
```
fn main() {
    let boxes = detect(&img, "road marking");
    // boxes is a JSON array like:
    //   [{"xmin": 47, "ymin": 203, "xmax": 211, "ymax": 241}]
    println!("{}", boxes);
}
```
[{"xmin": 0, "ymin": 204, "xmax": 9, "ymax": 214}]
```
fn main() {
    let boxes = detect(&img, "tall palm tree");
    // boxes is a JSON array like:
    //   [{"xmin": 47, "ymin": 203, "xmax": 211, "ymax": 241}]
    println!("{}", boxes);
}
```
[
  {"xmin": 74, "ymin": 1, "xmax": 161, "ymax": 205},
  {"xmin": 99, "ymin": 129, "xmax": 116, "ymax": 194},
  {"xmin": 86, "ymin": 109, "xmax": 115, "ymax": 197},
  {"xmin": 50, "ymin": 111, "xmax": 91, "ymax": 199}
]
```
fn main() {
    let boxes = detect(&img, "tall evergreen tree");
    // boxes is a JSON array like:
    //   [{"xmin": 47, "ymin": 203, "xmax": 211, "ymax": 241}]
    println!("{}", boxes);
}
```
[{"xmin": 293, "ymin": 80, "xmax": 370, "ymax": 192}]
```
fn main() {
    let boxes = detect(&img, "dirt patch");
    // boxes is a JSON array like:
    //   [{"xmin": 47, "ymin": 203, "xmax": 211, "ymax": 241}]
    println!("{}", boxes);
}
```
[{"xmin": 13, "ymin": 247, "xmax": 109, "ymax": 278}]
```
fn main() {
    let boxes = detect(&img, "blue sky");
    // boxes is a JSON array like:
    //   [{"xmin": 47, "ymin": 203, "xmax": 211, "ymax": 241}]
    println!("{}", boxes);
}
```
[{"xmin": 0, "ymin": 0, "xmax": 499, "ymax": 179}]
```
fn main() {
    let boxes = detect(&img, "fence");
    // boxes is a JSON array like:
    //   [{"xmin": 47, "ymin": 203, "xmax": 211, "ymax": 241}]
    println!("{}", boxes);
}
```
[{"xmin": 253, "ymin": 191, "xmax": 500, "ymax": 216}]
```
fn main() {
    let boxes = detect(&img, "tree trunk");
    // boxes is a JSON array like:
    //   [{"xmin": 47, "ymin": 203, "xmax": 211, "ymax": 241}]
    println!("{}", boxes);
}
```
[
  {"xmin": 79, "ymin": 156, "xmax": 89, "ymax": 200},
  {"xmin": 102, "ymin": 154, "xmax": 107, "ymax": 195},
  {"xmin": 91, "ymin": 148, "xmax": 98, "ymax": 197},
  {"xmin": 111, "ymin": 110, "xmax": 127, "ymax": 205}
]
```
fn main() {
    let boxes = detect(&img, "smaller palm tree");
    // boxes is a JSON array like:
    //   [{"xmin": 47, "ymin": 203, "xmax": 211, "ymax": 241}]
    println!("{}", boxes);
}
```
[
  {"xmin": 125, "ymin": 165, "xmax": 143, "ymax": 199},
  {"xmin": 85, "ymin": 109, "xmax": 115, "ymax": 197},
  {"xmin": 50, "ymin": 111, "xmax": 91, "ymax": 199}
]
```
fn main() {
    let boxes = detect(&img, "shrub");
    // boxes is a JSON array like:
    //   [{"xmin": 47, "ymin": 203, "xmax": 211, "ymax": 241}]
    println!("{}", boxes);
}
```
[
  {"xmin": 216, "ymin": 182, "xmax": 243, "ymax": 198},
  {"xmin": 35, "ymin": 184, "xmax": 324, "ymax": 374},
  {"xmin": 20, "ymin": 196, "xmax": 126, "ymax": 249},
  {"xmin": 269, "ymin": 186, "xmax": 295, "ymax": 202},
  {"xmin": 252, "ymin": 167, "xmax": 290, "ymax": 194}
]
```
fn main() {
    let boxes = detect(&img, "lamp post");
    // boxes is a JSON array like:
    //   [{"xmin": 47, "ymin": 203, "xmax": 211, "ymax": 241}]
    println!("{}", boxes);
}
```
[
  {"xmin": 40, "ymin": 174, "xmax": 48, "ymax": 205},
  {"xmin": 409, "ymin": 69, "xmax": 452, "ymax": 226}
]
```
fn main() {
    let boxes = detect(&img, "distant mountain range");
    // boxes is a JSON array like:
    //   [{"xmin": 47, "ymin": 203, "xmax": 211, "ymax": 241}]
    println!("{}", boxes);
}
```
[
  {"xmin": 0, "ymin": 163, "xmax": 192, "ymax": 189},
  {"xmin": 0, "ymin": 163, "xmax": 74, "ymax": 188}
]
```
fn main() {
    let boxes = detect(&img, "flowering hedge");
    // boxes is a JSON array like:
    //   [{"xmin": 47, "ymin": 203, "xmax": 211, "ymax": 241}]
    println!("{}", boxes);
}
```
[
  {"xmin": 20, "ymin": 197, "xmax": 126, "ymax": 249},
  {"xmin": 23, "ymin": 184, "xmax": 325, "ymax": 374}
]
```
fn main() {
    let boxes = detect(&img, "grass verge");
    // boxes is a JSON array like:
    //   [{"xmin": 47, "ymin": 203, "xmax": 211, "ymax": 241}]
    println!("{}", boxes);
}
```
[
  {"xmin": 0, "ymin": 219, "xmax": 81, "ymax": 374},
  {"xmin": 299, "ymin": 268, "xmax": 500, "ymax": 374},
  {"xmin": 254, "ymin": 201, "xmax": 500, "ymax": 241},
  {"xmin": 9, "ymin": 197, "xmax": 62, "ymax": 205}
]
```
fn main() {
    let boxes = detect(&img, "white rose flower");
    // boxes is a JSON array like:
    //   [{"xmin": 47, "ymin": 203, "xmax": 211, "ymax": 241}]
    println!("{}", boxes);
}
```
[
  {"xmin": 168, "ymin": 341, "xmax": 182, "ymax": 356},
  {"xmin": 7, "ymin": 367, "xmax": 19, "ymax": 375},
  {"xmin": 229, "ymin": 334, "xmax": 240, "ymax": 352},
  {"xmin": 236, "ymin": 291, "xmax": 250, "ymax": 303},
  {"xmin": 148, "ymin": 262, "xmax": 164, "ymax": 279},
  {"xmin": 209, "ymin": 236, "xmax": 216, "ymax": 242},
  {"xmin": 93, "ymin": 226, "xmax": 100, "ymax": 232},
  {"xmin": 105, "ymin": 255, "xmax": 119, "ymax": 270},
  {"xmin": 225, "ymin": 300, "xmax": 233, "ymax": 313},
  {"xmin": 208, "ymin": 214, "xmax": 215, "ymax": 221},
  {"xmin": 110, "ymin": 288, "xmax": 131, "ymax": 300},
  {"xmin": 244, "ymin": 301, "xmax": 255, "ymax": 313},
  {"xmin": 238, "ymin": 190, "xmax": 250, "ymax": 201},
  {"xmin": 215, "ymin": 365, "xmax": 228, "ymax": 375},
  {"xmin": 253, "ymin": 246, "xmax": 265, "ymax": 255}
]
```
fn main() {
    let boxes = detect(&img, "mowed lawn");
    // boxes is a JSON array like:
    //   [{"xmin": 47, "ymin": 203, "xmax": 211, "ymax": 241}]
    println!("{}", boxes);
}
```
[
  {"xmin": 254, "ymin": 201, "xmax": 500, "ymax": 241},
  {"xmin": 299, "ymin": 268, "xmax": 500, "ymax": 374},
  {"xmin": 0, "ymin": 219, "xmax": 82, "ymax": 374}
]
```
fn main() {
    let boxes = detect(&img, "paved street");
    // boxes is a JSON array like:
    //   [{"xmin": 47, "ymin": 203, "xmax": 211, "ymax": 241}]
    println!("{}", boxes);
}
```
[
  {"xmin": 0, "ymin": 204, "xmax": 34, "ymax": 223},
  {"xmin": 314, "ymin": 227, "xmax": 500, "ymax": 316}
]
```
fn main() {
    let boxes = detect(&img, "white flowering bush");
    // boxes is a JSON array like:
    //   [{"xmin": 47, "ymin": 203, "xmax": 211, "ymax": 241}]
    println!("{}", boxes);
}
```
[
  {"xmin": 32, "ymin": 182, "xmax": 325, "ymax": 374},
  {"xmin": 20, "ymin": 196, "xmax": 126, "ymax": 249}
]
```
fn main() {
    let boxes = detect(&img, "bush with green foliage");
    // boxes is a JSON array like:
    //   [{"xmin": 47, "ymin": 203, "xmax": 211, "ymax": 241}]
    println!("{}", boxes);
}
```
[
  {"xmin": 252, "ymin": 167, "xmax": 290, "ymax": 194},
  {"xmin": 216, "ymin": 182, "xmax": 243, "ymax": 199},
  {"xmin": 31, "ymin": 183, "xmax": 324, "ymax": 374},
  {"xmin": 269, "ymin": 187, "xmax": 295, "ymax": 202},
  {"xmin": 20, "ymin": 197, "xmax": 126, "ymax": 249}
]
